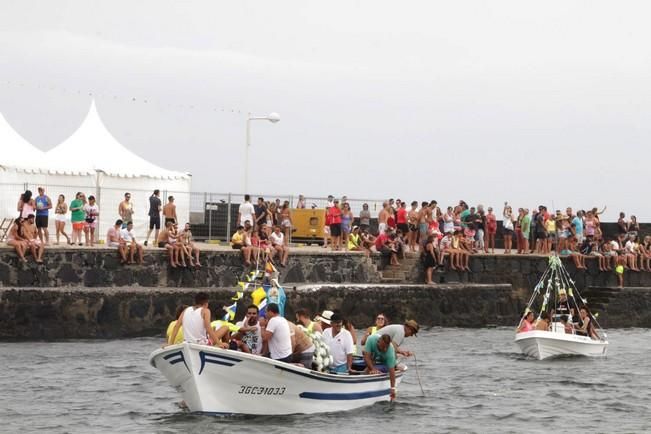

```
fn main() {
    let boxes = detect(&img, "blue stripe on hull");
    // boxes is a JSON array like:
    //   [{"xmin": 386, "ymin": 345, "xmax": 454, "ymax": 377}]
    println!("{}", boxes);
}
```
[
  {"xmin": 274, "ymin": 365, "xmax": 393, "ymax": 384},
  {"xmin": 299, "ymin": 389, "xmax": 390, "ymax": 400}
]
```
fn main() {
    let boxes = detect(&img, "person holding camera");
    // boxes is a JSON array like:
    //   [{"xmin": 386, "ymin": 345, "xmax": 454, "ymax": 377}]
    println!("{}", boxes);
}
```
[{"xmin": 83, "ymin": 195, "xmax": 99, "ymax": 247}]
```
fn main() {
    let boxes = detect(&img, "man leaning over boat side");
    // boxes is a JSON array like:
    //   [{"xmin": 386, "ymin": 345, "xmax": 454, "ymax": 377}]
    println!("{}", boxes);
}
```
[
  {"xmin": 166, "ymin": 292, "xmax": 229, "ymax": 348},
  {"xmin": 363, "ymin": 334, "xmax": 397, "ymax": 400},
  {"xmin": 375, "ymin": 320, "xmax": 419, "ymax": 357},
  {"xmin": 262, "ymin": 303, "xmax": 293, "ymax": 363}
]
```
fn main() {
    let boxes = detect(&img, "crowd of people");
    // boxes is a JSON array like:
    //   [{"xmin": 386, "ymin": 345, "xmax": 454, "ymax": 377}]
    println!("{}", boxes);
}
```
[
  {"xmin": 9, "ymin": 188, "xmax": 198, "ymax": 267},
  {"xmin": 166, "ymin": 291, "xmax": 419, "ymax": 401},
  {"xmin": 320, "ymin": 196, "xmax": 646, "ymax": 284},
  {"xmin": 231, "ymin": 194, "xmax": 291, "ymax": 267}
]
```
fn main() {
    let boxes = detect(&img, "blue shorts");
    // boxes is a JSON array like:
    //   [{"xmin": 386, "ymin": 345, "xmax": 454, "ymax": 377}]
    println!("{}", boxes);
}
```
[{"xmin": 330, "ymin": 364, "xmax": 349, "ymax": 374}]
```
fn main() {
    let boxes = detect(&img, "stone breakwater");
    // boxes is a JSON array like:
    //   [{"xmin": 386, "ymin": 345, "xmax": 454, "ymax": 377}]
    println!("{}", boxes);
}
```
[
  {"xmin": 2, "ymin": 284, "xmax": 650, "ymax": 339},
  {"xmin": 0, "ymin": 248, "xmax": 381, "ymax": 288}
]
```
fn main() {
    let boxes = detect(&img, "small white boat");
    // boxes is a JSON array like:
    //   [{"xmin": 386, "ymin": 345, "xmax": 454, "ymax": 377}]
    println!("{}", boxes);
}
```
[
  {"xmin": 149, "ymin": 342, "xmax": 405, "ymax": 415},
  {"xmin": 515, "ymin": 328, "xmax": 608, "ymax": 360},
  {"xmin": 514, "ymin": 255, "xmax": 609, "ymax": 360}
]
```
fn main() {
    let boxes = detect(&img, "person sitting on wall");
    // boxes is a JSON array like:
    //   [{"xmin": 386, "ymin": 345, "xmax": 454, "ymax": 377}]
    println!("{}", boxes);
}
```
[
  {"xmin": 23, "ymin": 214, "xmax": 44, "ymax": 263},
  {"xmin": 106, "ymin": 219, "xmax": 128, "ymax": 264},
  {"xmin": 231, "ymin": 225, "xmax": 253, "ymax": 266},
  {"xmin": 120, "ymin": 221, "xmax": 144, "ymax": 265},
  {"xmin": 270, "ymin": 225, "xmax": 289, "ymax": 267},
  {"xmin": 180, "ymin": 223, "xmax": 201, "ymax": 268},
  {"xmin": 158, "ymin": 221, "xmax": 180, "ymax": 267}
]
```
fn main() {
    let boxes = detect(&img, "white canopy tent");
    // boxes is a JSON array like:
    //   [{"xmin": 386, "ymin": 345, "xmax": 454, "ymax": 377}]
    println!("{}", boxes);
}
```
[
  {"xmin": 45, "ymin": 100, "xmax": 191, "ymax": 239},
  {"xmin": 0, "ymin": 112, "xmax": 95, "ymax": 221}
]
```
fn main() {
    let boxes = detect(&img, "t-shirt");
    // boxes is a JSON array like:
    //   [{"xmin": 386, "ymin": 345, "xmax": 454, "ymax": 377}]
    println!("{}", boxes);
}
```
[
  {"xmin": 359, "ymin": 210, "xmax": 371, "ymax": 226},
  {"xmin": 374, "ymin": 233, "xmax": 389, "ymax": 251},
  {"xmin": 120, "ymin": 227, "xmax": 134, "ymax": 243},
  {"xmin": 572, "ymin": 216, "xmax": 583, "ymax": 235},
  {"xmin": 376, "ymin": 324, "xmax": 406, "ymax": 347},
  {"xmin": 254, "ymin": 204, "xmax": 267, "ymax": 224},
  {"xmin": 322, "ymin": 327, "xmax": 354, "ymax": 367},
  {"xmin": 270, "ymin": 232, "xmax": 284, "ymax": 246},
  {"xmin": 106, "ymin": 227, "xmax": 120, "ymax": 243},
  {"xmin": 266, "ymin": 316, "xmax": 292, "ymax": 360},
  {"xmin": 231, "ymin": 231, "xmax": 244, "ymax": 246},
  {"xmin": 35, "ymin": 195, "xmax": 49, "ymax": 216},
  {"xmin": 396, "ymin": 208, "xmax": 408, "ymax": 224},
  {"xmin": 70, "ymin": 199, "xmax": 85, "ymax": 222},
  {"xmin": 236, "ymin": 319, "xmax": 262, "ymax": 355},
  {"xmin": 166, "ymin": 320, "xmax": 184, "ymax": 344},
  {"xmin": 328, "ymin": 206, "xmax": 342, "ymax": 225},
  {"xmin": 239, "ymin": 201, "xmax": 255, "ymax": 225},
  {"xmin": 521, "ymin": 215, "xmax": 531, "ymax": 234},
  {"xmin": 364, "ymin": 334, "xmax": 396, "ymax": 368},
  {"xmin": 149, "ymin": 195, "xmax": 161, "ymax": 217}
]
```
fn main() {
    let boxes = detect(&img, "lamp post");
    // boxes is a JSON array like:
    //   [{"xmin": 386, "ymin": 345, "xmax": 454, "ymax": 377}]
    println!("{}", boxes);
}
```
[{"xmin": 245, "ymin": 112, "xmax": 280, "ymax": 193}]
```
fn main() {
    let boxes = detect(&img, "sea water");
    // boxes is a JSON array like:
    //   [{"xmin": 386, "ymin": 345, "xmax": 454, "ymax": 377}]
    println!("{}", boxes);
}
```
[{"xmin": 1, "ymin": 328, "xmax": 649, "ymax": 433}]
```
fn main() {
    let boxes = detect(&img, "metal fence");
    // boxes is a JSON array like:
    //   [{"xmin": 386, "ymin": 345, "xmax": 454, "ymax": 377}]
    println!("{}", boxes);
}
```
[{"xmin": 1, "ymin": 182, "xmax": 386, "ymax": 243}]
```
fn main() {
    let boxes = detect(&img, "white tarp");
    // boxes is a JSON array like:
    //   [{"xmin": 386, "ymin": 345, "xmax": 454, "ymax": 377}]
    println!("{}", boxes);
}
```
[
  {"xmin": 0, "ymin": 112, "xmax": 96, "ymax": 220},
  {"xmin": 44, "ymin": 100, "xmax": 191, "ymax": 239}
]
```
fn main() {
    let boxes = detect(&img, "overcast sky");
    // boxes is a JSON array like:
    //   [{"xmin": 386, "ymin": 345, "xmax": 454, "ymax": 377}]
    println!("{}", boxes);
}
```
[{"xmin": 1, "ymin": 1, "xmax": 650, "ymax": 220}]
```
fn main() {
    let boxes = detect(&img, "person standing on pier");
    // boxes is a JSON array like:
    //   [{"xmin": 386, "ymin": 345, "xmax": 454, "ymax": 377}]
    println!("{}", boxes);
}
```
[
  {"xmin": 145, "ymin": 189, "xmax": 162, "ymax": 247},
  {"xmin": 119, "ymin": 192, "xmax": 134, "ymax": 228},
  {"xmin": 35, "ymin": 187, "xmax": 52, "ymax": 245}
]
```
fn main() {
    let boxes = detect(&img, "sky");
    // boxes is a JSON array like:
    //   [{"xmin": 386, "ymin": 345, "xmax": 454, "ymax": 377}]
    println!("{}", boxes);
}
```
[{"xmin": 1, "ymin": 0, "xmax": 650, "ymax": 220}]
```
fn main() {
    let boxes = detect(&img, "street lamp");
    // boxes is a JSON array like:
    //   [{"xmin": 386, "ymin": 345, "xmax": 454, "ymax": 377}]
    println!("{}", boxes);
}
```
[{"xmin": 244, "ymin": 112, "xmax": 280, "ymax": 193}]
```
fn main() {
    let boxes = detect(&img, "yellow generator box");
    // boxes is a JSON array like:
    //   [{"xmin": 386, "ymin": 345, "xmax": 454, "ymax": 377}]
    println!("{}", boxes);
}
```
[{"xmin": 291, "ymin": 208, "xmax": 325, "ymax": 245}]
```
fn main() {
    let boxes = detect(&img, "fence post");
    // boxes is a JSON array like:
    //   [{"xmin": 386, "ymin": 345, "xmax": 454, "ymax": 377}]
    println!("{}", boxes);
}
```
[
  {"xmin": 207, "ymin": 192, "xmax": 212, "ymax": 241},
  {"xmin": 226, "ymin": 192, "xmax": 232, "ymax": 243}
]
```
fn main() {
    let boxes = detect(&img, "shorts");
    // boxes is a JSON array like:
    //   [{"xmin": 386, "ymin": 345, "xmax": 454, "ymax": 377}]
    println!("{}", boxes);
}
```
[
  {"xmin": 397, "ymin": 223, "xmax": 409, "ymax": 233},
  {"xmin": 231, "ymin": 244, "xmax": 242, "ymax": 250},
  {"xmin": 418, "ymin": 223, "xmax": 428, "ymax": 235},
  {"xmin": 408, "ymin": 223, "xmax": 418, "ymax": 232},
  {"xmin": 536, "ymin": 231, "xmax": 547, "ymax": 239},
  {"xmin": 165, "ymin": 217, "xmax": 176, "ymax": 225},
  {"xmin": 149, "ymin": 215, "xmax": 161, "ymax": 230},
  {"xmin": 72, "ymin": 222, "xmax": 85, "ymax": 231},
  {"xmin": 576, "ymin": 234, "xmax": 584, "ymax": 244},
  {"xmin": 378, "ymin": 222, "xmax": 387, "ymax": 234},
  {"xmin": 35, "ymin": 215, "xmax": 48, "ymax": 228},
  {"xmin": 108, "ymin": 241, "xmax": 120, "ymax": 248},
  {"xmin": 85, "ymin": 221, "xmax": 97, "ymax": 230},
  {"xmin": 158, "ymin": 242, "xmax": 167, "ymax": 248},
  {"xmin": 55, "ymin": 214, "xmax": 66, "ymax": 223},
  {"xmin": 330, "ymin": 223, "xmax": 342, "ymax": 237}
]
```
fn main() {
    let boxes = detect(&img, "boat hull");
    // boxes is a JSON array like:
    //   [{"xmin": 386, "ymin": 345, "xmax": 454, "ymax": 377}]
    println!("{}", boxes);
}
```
[
  {"xmin": 149, "ymin": 343, "xmax": 404, "ymax": 415},
  {"xmin": 515, "ymin": 330, "xmax": 608, "ymax": 360}
]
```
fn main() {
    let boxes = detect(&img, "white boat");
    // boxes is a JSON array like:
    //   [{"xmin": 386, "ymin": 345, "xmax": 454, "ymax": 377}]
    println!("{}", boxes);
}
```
[
  {"xmin": 149, "ymin": 342, "xmax": 405, "ymax": 415},
  {"xmin": 514, "ymin": 255, "xmax": 609, "ymax": 360},
  {"xmin": 515, "ymin": 328, "xmax": 608, "ymax": 360}
]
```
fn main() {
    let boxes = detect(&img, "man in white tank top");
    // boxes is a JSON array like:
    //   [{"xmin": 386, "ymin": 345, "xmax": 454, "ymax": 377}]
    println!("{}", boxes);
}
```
[{"xmin": 167, "ymin": 292, "xmax": 229, "ymax": 348}]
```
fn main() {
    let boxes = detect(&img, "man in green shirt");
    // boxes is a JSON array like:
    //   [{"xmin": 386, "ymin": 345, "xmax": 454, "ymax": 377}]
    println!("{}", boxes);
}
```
[
  {"xmin": 69, "ymin": 192, "xmax": 86, "ymax": 246},
  {"xmin": 521, "ymin": 208, "xmax": 531, "ymax": 253},
  {"xmin": 363, "ymin": 334, "xmax": 397, "ymax": 400}
]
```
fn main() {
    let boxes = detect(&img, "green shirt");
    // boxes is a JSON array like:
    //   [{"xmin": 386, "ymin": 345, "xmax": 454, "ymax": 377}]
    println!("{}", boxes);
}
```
[
  {"xmin": 70, "ymin": 199, "xmax": 85, "ymax": 222},
  {"xmin": 364, "ymin": 334, "xmax": 396, "ymax": 368},
  {"xmin": 521, "ymin": 215, "xmax": 531, "ymax": 234}
]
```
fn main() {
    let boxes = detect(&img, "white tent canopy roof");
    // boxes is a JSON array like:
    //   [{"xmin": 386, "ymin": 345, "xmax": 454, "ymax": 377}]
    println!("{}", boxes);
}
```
[
  {"xmin": 46, "ymin": 100, "xmax": 190, "ymax": 179},
  {"xmin": 0, "ymin": 112, "xmax": 48, "ymax": 172}
]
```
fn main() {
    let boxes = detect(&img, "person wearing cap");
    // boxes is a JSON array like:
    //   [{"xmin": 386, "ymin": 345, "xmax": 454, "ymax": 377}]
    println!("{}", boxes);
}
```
[
  {"xmin": 314, "ymin": 310, "xmax": 334, "ymax": 331},
  {"xmin": 347, "ymin": 226, "xmax": 362, "ymax": 251},
  {"xmin": 363, "ymin": 334, "xmax": 397, "ymax": 400},
  {"xmin": 376, "ymin": 320, "xmax": 419, "ymax": 357},
  {"xmin": 322, "ymin": 313, "xmax": 354, "ymax": 374},
  {"xmin": 554, "ymin": 289, "xmax": 570, "ymax": 318}
]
